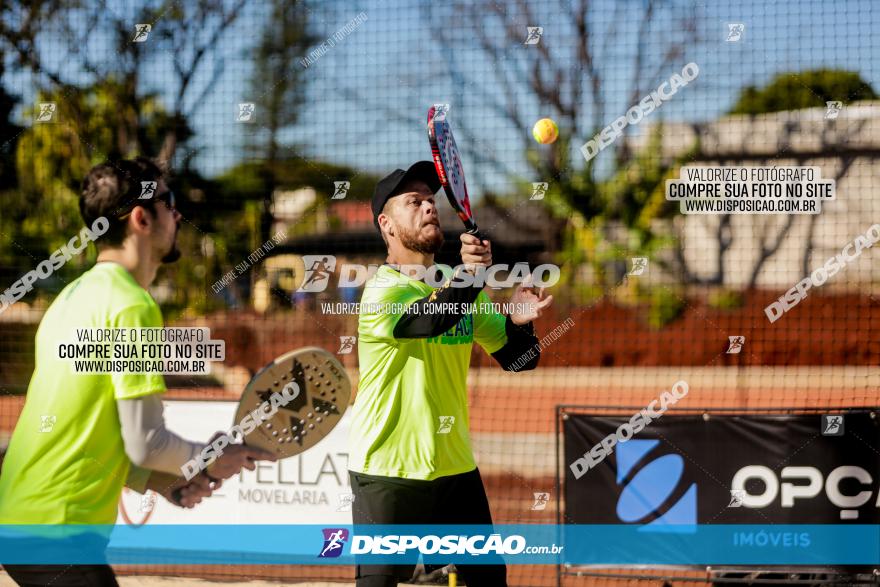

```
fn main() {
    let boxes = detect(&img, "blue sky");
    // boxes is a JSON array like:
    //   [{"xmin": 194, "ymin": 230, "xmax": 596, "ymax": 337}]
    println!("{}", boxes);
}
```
[{"xmin": 4, "ymin": 0, "xmax": 879, "ymax": 197}]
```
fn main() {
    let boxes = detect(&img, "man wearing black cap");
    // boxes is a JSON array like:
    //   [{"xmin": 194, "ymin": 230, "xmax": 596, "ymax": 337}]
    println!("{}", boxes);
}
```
[{"xmin": 348, "ymin": 162, "xmax": 553, "ymax": 586}]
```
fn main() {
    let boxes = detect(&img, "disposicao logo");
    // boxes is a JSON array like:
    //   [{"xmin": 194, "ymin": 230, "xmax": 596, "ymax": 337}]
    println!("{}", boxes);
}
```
[{"xmin": 319, "ymin": 528, "xmax": 349, "ymax": 558}]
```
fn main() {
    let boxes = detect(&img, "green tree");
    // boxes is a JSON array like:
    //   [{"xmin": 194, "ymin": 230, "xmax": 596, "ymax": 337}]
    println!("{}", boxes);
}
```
[
  {"xmin": 207, "ymin": 157, "xmax": 377, "ymax": 293},
  {"xmin": 248, "ymin": 0, "xmax": 315, "ymax": 246},
  {"xmin": 3, "ymin": 82, "xmax": 176, "ymax": 296},
  {"xmin": 0, "ymin": 0, "xmax": 247, "ymax": 166},
  {"xmin": 0, "ymin": 57, "xmax": 23, "ymax": 284},
  {"xmin": 548, "ymin": 125, "xmax": 692, "ymax": 302},
  {"xmin": 0, "ymin": 59, "xmax": 20, "ymax": 191},
  {"xmin": 730, "ymin": 69, "xmax": 877, "ymax": 115}
]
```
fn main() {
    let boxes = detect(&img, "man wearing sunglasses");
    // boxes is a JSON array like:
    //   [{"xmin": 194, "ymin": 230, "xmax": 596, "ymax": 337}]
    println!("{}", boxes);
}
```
[{"xmin": 0, "ymin": 157, "xmax": 273, "ymax": 587}]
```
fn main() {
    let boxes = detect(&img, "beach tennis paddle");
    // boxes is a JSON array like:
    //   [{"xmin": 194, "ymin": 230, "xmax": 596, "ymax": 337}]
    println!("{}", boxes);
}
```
[
  {"xmin": 167, "ymin": 347, "xmax": 350, "ymax": 505},
  {"xmin": 427, "ymin": 104, "xmax": 482, "ymax": 239},
  {"xmin": 233, "ymin": 346, "xmax": 351, "ymax": 458}
]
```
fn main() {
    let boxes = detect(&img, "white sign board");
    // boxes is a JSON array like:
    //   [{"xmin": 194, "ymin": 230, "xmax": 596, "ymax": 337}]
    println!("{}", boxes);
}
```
[{"xmin": 116, "ymin": 400, "xmax": 353, "ymax": 526}]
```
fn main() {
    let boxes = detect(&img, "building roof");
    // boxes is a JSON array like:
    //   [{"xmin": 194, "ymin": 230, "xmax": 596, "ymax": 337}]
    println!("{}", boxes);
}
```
[
  {"xmin": 329, "ymin": 201, "xmax": 373, "ymax": 227},
  {"xmin": 272, "ymin": 199, "xmax": 562, "ymax": 264}
]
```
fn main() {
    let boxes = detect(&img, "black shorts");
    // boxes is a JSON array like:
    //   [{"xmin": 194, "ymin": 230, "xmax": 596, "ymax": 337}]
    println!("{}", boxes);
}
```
[
  {"xmin": 2, "ymin": 565, "xmax": 118, "ymax": 587},
  {"xmin": 350, "ymin": 467, "xmax": 507, "ymax": 586},
  {"xmin": 2, "ymin": 533, "xmax": 115, "ymax": 587}
]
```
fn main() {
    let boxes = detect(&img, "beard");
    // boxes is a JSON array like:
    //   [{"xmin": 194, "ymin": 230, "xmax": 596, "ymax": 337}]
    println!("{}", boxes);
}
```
[
  {"xmin": 161, "ymin": 245, "xmax": 181, "ymax": 264},
  {"xmin": 396, "ymin": 221, "xmax": 444, "ymax": 255},
  {"xmin": 161, "ymin": 226, "xmax": 182, "ymax": 263}
]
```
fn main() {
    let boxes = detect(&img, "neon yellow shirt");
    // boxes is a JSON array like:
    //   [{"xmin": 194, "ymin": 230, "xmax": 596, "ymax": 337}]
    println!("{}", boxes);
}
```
[
  {"xmin": 349, "ymin": 265, "xmax": 508, "ymax": 480},
  {"xmin": 0, "ymin": 262, "xmax": 166, "ymax": 524}
]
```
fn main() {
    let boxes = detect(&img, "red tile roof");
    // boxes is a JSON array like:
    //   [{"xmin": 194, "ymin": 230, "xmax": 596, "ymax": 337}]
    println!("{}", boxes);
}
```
[{"xmin": 330, "ymin": 202, "xmax": 373, "ymax": 227}]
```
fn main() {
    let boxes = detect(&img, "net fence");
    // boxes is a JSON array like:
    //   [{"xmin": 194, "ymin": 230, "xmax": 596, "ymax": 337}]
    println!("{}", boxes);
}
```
[{"xmin": 0, "ymin": 0, "xmax": 878, "ymax": 585}]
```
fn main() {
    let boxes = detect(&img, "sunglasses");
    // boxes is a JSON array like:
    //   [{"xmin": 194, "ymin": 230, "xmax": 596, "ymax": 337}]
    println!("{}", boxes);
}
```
[{"xmin": 118, "ymin": 191, "xmax": 177, "ymax": 220}]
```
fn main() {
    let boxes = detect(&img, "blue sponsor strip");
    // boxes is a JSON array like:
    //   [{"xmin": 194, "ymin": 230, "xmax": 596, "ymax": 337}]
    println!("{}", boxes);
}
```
[{"xmin": 0, "ymin": 525, "xmax": 877, "ymax": 565}]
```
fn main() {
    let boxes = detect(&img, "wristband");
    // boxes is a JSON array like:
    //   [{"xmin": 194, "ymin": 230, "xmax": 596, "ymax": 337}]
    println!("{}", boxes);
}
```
[{"xmin": 507, "ymin": 314, "xmax": 535, "ymax": 333}]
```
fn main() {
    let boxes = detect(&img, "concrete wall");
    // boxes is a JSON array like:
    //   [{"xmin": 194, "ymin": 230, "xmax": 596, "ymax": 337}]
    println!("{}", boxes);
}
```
[{"xmin": 634, "ymin": 102, "xmax": 880, "ymax": 289}]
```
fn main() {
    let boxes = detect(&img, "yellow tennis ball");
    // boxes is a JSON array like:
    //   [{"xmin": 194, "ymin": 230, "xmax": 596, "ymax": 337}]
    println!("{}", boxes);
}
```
[{"xmin": 532, "ymin": 118, "xmax": 559, "ymax": 144}]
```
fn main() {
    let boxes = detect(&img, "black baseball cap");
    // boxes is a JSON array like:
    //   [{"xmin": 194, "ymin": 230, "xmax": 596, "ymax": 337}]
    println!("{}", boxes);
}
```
[{"xmin": 372, "ymin": 161, "xmax": 442, "ymax": 230}]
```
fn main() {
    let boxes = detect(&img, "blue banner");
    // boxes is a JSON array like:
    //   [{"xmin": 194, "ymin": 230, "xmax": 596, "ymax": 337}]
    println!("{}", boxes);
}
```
[{"xmin": 0, "ymin": 524, "xmax": 877, "ymax": 565}]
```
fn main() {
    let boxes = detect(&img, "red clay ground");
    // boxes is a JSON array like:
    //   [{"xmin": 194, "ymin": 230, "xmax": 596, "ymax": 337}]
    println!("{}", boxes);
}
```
[{"xmin": 1, "ymin": 291, "xmax": 877, "ymax": 586}]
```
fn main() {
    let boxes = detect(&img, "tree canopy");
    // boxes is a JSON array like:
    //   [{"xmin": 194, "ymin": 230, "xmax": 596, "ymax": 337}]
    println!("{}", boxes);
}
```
[{"xmin": 730, "ymin": 69, "xmax": 877, "ymax": 115}]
